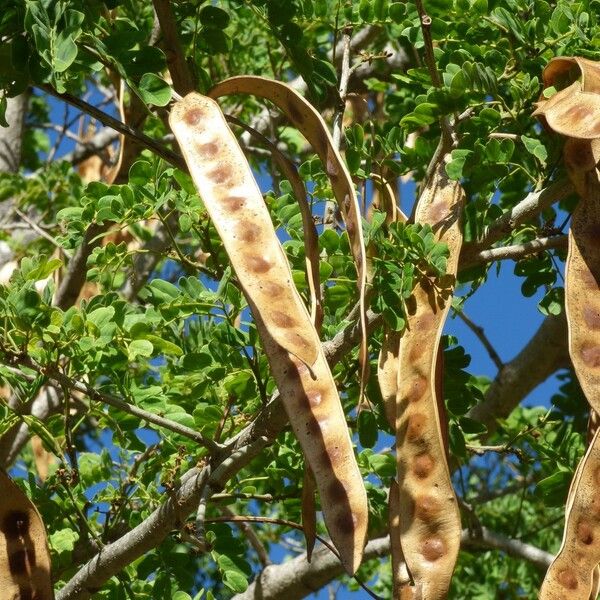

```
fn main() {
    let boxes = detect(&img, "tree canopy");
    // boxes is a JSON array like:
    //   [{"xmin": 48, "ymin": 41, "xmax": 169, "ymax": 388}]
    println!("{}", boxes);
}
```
[{"xmin": 0, "ymin": 0, "xmax": 598, "ymax": 598}]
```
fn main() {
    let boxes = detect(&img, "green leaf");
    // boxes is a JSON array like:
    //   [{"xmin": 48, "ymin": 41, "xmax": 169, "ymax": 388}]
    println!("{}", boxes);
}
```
[
  {"xmin": 128, "ymin": 339, "xmax": 153, "ymax": 360},
  {"xmin": 138, "ymin": 73, "xmax": 172, "ymax": 106},
  {"xmin": 200, "ymin": 6, "xmax": 231, "ymax": 29},
  {"xmin": 521, "ymin": 135, "xmax": 548, "ymax": 163},
  {"xmin": 53, "ymin": 31, "xmax": 78, "ymax": 72}
]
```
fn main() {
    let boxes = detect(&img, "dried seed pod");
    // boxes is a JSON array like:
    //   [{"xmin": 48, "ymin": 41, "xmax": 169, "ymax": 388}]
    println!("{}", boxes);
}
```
[
  {"xmin": 0, "ymin": 470, "xmax": 53, "ymax": 600},
  {"xmin": 208, "ymin": 76, "xmax": 370, "ymax": 400},
  {"xmin": 395, "ymin": 161, "xmax": 464, "ymax": 600},
  {"xmin": 539, "ymin": 429, "xmax": 600, "ymax": 599},
  {"xmin": 535, "ymin": 56, "xmax": 600, "ymax": 599},
  {"xmin": 302, "ymin": 464, "xmax": 317, "ymax": 562},
  {"xmin": 169, "ymin": 93, "xmax": 367, "ymax": 574},
  {"xmin": 253, "ymin": 311, "xmax": 368, "ymax": 574},
  {"xmin": 389, "ymin": 480, "xmax": 414, "ymax": 599},
  {"xmin": 378, "ymin": 329, "xmax": 402, "ymax": 430}
]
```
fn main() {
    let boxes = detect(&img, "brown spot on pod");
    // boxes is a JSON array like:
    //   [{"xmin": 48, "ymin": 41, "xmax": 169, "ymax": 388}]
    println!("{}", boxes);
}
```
[
  {"xmin": 576, "ymin": 520, "xmax": 594, "ymax": 545},
  {"xmin": 184, "ymin": 107, "xmax": 205, "ymax": 126},
  {"xmin": 583, "ymin": 305, "xmax": 600, "ymax": 329},
  {"xmin": 207, "ymin": 165, "xmax": 235, "ymax": 185},
  {"xmin": 196, "ymin": 141, "xmax": 220, "ymax": 158},
  {"xmin": 271, "ymin": 311, "xmax": 297, "ymax": 328},
  {"xmin": 428, "ymin": 201, "xmax": 449, "ymax": 224},
  {"xmin": 580, "ymin": 344, "xmax": 600, "ymax": 368},
  {"xmin": 414, "ymin": 494, "xmax": 440, "ymax": 521},
  {"xmin": 8, "ymin": 548, "xmax": 29, "ymax": 574},
  {"xmin": 329, "ymin": 480, "xmax": 348, "ymax": 503},
  {"xmin": 557, "ymin": 569, "xmax": 578, "ymax": 590},
  {"xmin": 287, "ymin": 101, "xmax": 304, "ymax": 125},
  {"xmin": 260, "ymin": 281, "xmax": 284, "ymax": 297},
  {"xmin": 327, "ymin": 445, "xmax": 342, "ymax": 465},
  {"xmin": 306, "ymin": 389, "xmax": 323, "ymax": 407},
  {"xmin": 222, "ymin": 195, "xmax": 246, "ymax": 212},
  {"xmin": 325, "ymin": 149, "xmax": 339, "ymax": 178},
  {"xmin": 579, "ymin": 267, "xmax": 600, "ymax": 291},
  {"xmin": 412, "ymin": 452, "xmax": 435, "ymax": 479},
  {"xmin": 405, "ymin": 376, "xmax": 428, "ymax": 403},
  {"xmin": 336, "ymin": 512, "xmax": 356, "ymax": 535},
  {"xmin": 1, "ymin": 510, "xmax": 30, "ymax": 538},
  {"xmin": 346, "ymin": 220, "xmax": 355, "ymax": 236},
  {"xmin": 246, "ymin": 255, "xmax": 272, "ymax": 273},
  {"xmin": 236, "ymin": 222, "xmax": 261, "ymax": 243},
  {"xmin": 406, "ymin": 413, "xmax": 428, "ymax": 442},
  {"xmin": 421, "ymin": 536, "xmax": 445, "ymax": 561}
]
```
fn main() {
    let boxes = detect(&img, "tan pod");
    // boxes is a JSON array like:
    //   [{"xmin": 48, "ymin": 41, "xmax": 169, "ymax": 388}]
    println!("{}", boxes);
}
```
[
  {"xmin": 208, "ymin": 76, "xmax": 370, "ymax": 397},
  {"xmin": 395, "ymin": 161, "xmax": 464, "ymax": 599},
  {"xmin": 0, "ymin": 470, "xmax": 53, "ymax": 600},
  {"xmin": 169, "ymin": 93, "xmax": 367, "ymax": 574}
]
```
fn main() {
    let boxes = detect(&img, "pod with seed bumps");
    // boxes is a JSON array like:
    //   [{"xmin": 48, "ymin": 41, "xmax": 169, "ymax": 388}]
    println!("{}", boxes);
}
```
[
  {"xmin": 0, "ymin": 469, "xmax": 53, "ymax": 600},
  {"xmin": 169, "ymin": 92, "xmax": 368, "ymax": 574},
  {"xmin": 394, "ymin": 161, "xmax": 464, "ymax": 600},
  {"xmin": 535, "ymin": 56, "xmax": 600, "ymax": 599}
]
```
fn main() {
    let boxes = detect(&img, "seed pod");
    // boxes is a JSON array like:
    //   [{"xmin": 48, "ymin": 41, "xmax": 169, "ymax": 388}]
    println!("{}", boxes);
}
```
[
  {"xmin": 535, "ymin": 56, "xmax": 600, "ymax": 599},
  {"xmin": 302, "ymin": 464, "xmax": 317, "ymax": 562},
  {"xmin": 394, "ymin": 161, "xmax": 464, "ymax": 600},
  {"xmin": 0, "ymin": 469, "xmax": 53, "ymax": 600},
  {"xmin": 208, "ymin": 76, "xmax": 370, "ymax": 401},
  {"xmin": 169, "ymin": 93, "xmax": 367, "ymax": 574},
  {"xmin": 539, "ymin": 429, "xmax": 600, "ymax": 599}
]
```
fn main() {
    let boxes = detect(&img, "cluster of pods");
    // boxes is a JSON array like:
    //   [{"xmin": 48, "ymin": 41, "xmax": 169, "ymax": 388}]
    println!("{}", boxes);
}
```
[
  {"xmin": 169, "ymin": 77, "xmax": 465, "ymax": 597},
  {"xmin": 2, "ymin": 57, "xmax": 600, "ymax": 599}
]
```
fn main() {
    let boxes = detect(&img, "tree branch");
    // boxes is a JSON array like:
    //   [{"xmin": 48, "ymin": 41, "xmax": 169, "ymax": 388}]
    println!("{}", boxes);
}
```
[
  {"xmin": 460, "ymin": 178, "xmax": 573, "ymax": 266},
  {"xmin": 38, "ymin": 84, "xmax": 186, "ymax": 171},
  {"xmin": 468, "ymin": 311, "xmax": 570, "ymax": 436},
  {"xmin": 232, "ymin": 528, "xmax": 552, "ymax": 600},
  {"xmin": 152, "ymin": 0, "xmax": 196, "ymax": 95},
  {"xmin": 462, "ymin": 235, "xmax": 568, "ymax": 270}
]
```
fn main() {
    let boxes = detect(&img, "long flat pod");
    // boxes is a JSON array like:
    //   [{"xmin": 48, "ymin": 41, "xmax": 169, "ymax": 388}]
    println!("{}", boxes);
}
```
[
  {"xmin": 539, "ymin": 429, "xmax": 600, "ymax": 599},
  {"xmin": 169, "ymin": 93, "xmax": 367, "ymax": 574},
  {"xmin": 395, "ymin": 161, "xmax": 464, "ymax": 599},
  {"xmin": 0, "ymin": 469, "xmax": 53, "ymax": 600},
  {"xmin": 208, "ymin": 76, "xmax": 370, "ymax": 395}
]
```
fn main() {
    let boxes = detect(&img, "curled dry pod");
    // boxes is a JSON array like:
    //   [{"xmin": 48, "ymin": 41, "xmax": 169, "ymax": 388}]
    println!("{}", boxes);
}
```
[
  {"xmin": 301, "ymin": 464, "xmax": 317, "ymax": 562},
  {"xmin": 208, "ymin": 76, "xmax": 370, "ymax": 398},
  {"xmin": 0, "ymin": 469, "xmax": 53, "ymax": 600},
  {"xmin": 169, "ymin": 93, "xmax": 367, "ymax": 574},
  {"xmin": 395, "ymin": 161, "xmax": 464, "ymax": 600}
]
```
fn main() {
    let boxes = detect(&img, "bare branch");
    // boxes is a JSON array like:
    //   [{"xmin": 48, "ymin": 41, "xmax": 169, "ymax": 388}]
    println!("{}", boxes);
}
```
[
  {"xmin": 460, "ymin": 178, "xmax": 573, "ymax": 266},
  {"xmin": 462, "ymin": 235, "xmax": 568, "ymax": 270},
  {"xmin": 457, "ymin": 311, "xmax": 504, "ymax": 370},
  {"xmin": 38, "ymin": 84, "xmax": 186, "ymax": 170}
]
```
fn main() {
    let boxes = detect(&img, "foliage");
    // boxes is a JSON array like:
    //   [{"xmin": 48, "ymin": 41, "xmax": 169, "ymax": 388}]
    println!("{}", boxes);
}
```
[{"xmin": 0, "ymin": 0, "xmax": 598, "ymax": 598}]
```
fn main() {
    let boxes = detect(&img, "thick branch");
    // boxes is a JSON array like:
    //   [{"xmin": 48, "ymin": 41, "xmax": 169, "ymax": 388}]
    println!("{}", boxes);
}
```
[
  {"xmin": 0, "ymin": 93, "xmax": 28, "ymax": 173},
  {"xmin": 232, "ymin": 528, "xmax": 551, "ymax": 600},
  {"xmin": 152, "ymin": 0, "xmax": 196, "ymax": 94},
  {"xmin": 462, "ymin": 235, "xmax": 568, "ymax": 270},
  {"xmin": 468, "ymin": 312, "xmax": 569, "ymax": 435},
  {"xmin": 460, "ymin": 178, "xmax": 573, "ymax": 265}
]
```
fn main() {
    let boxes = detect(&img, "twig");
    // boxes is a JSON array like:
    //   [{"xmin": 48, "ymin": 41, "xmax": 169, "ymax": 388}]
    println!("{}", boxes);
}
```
[
  {"xmin": 460, "ymin": 178, "xmax": 573, "ymax": 265},
  {"xmin": 466, "ymin": 443, "xmax": 526, "ymax": 462},
  {"xmin": 14, "ymin": 208, "xmax": 72, "ymax": 258},
  {"xmin": 462, "ymin": 235, "xmax": 568, "ymax": 269},
  {"xmin": 0, "ymin": 353, "xmax": 222, "ymax": 453},
  {"xmin": 38, "ymin": 84, "xmax": 186, "ymax": 170},
  {"xmin": 457, "ymin": 311, "xmax": 503, "ymax": 370},
  {"xmin": 414, "ymin": 0, "xmax": 441, "ymax": 88},
  {"xmin": 332, "ymin": 27, "xmax": 352, "ymax": 151},
  {"xmin": 219, "ymin": 506, "xmax": 271, "ymax": 567}
]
